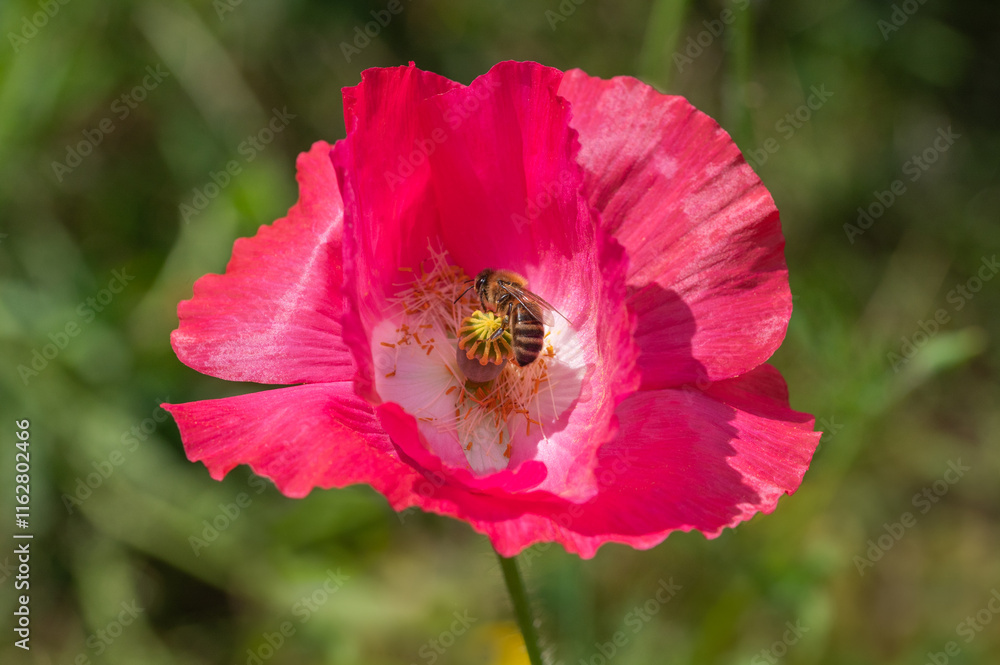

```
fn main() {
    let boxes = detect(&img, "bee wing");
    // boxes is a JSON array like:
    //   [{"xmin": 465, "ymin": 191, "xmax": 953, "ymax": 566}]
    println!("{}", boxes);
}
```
[{"xmin": 498, "ymin": 283, "xmax": 568, "ymax": 327}]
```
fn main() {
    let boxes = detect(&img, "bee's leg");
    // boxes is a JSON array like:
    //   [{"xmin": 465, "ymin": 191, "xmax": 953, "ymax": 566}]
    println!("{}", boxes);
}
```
[
  {"xmin": 488, "ymin": 313, "xmax": 508, "ymax": 341},
  {"xmin": 488, "ymin": 303, "xmax": 513, "ymax": 341}
]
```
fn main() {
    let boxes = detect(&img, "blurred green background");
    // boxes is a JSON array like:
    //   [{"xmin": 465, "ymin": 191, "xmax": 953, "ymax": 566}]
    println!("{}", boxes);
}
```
[{"xmin": 2, "ymin": 0, "xmax": 998, "ymax": 663}]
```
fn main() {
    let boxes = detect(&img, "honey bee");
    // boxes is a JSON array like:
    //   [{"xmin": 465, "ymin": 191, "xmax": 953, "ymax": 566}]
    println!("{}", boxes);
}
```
[{"xmin": 457, "ymin": 269, "xmax": 562, "ymax": 366}]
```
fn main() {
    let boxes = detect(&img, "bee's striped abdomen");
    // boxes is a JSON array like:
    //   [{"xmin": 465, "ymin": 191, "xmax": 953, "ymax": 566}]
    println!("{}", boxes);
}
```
[{"xmin": 512, "ymin": 305, "xmax": 544, "ymax": 366}]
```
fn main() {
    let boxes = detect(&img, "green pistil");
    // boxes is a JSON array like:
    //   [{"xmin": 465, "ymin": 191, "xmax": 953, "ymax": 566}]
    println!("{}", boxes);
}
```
[
  {"xmin": 458, "ymin": 310, "xmax": 512, "ymax": 365},
  {"xmin": 456, "ymin": 311, "xmax": 511, "ymax": 384}
]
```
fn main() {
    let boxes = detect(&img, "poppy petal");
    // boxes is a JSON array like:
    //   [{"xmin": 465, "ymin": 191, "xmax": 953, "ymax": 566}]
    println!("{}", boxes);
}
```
[
  {"xmin": 171, "ymin": 141, "xmax": 355, "ymax": 385},
  {"xmin": 387, "ymin": 365, "xmax": 819, "ymax": 557},
  {"xmin": 559, "ymin": 71, "xmax": 791, "ymax": 389},
  {"xmin": 332, "ymin": 64, "xmax": 462, "ymax": 400},
  {"xmin": 164, "ymin": 383, "xmax": 415, "ymax": 500}
]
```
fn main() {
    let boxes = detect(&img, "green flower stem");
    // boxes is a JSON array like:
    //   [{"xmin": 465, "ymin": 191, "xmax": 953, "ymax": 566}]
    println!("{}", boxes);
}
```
[{"xmin": 496, "ymin": 550, "xmax": 544, "ymax": 665}]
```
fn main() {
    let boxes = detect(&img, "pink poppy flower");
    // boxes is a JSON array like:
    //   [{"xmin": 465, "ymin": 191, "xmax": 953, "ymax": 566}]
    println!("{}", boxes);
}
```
[{"xmin": 164, "ymin": 61, "xmax": 820, "ymax": 558}]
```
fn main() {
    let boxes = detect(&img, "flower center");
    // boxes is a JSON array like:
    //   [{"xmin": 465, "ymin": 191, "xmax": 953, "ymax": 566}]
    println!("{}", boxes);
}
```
[{"xmin": 370, "ymin": 243, "xmax": 584, "ymax": 475}]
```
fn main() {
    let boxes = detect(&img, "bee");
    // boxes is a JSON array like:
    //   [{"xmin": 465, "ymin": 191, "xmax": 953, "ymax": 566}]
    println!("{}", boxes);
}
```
[{"xmin": 457, "ymin": 269, "xmax": 562, "ymax": 367}]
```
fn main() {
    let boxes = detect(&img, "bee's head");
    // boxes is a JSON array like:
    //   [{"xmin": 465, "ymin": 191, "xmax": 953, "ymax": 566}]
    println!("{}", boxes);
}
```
[
  {"xmin": 454, "ymin": 269, "xmax": 491, "ymax": 305},
  {"xmin": 474, "ymin": 269, "xmax": 494, "ymax": 297}
]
